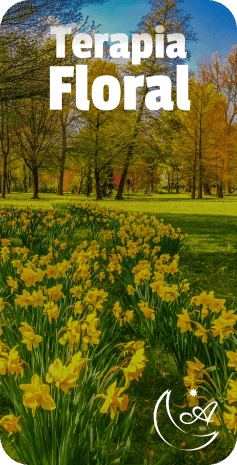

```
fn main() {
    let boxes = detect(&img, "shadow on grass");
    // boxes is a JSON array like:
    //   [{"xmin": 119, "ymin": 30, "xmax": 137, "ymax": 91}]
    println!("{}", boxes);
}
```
[{"xmin": 153, "ymin": 213, "xmax": 236, "ymax": 300}]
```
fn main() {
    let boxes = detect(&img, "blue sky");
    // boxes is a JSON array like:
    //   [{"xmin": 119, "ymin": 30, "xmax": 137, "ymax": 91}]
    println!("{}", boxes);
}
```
[{"xmin": 81, "ymin": 0, "xmax": 237, "ymax": 70}]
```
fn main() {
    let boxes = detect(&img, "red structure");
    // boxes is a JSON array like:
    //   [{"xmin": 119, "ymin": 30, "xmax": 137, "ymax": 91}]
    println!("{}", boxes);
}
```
[{"xmin": 113, "ymin": 173, "xmax": 121, "ymax": 186}]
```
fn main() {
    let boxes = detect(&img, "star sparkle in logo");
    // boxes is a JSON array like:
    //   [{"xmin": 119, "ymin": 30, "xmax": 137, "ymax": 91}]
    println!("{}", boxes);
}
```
[{"xmin": 189, "ymin": 388, "xmax": 198, "ymax": 397}]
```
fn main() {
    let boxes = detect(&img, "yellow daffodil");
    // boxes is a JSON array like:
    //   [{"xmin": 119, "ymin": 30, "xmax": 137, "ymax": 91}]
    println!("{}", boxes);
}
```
[
  {"xmin": 42, "ymin": 302, "xmax": 59, "ymax": 323},
  {"xmin": 1, "ymin": 238, "xmax": 11, "ymax": 246},
  {"xmin": 70, "ymin": 285, "xmax": 83, "ymax": 298},
  {"xmin": 127, "ymin": 285, "xmax": 135, "ymax": 295},
  {"xmin": 0, "ymin": 297, "xmax": 5, "ymax": 312},
  {"xmin": 123, "ymin": 348, "xmax": 148, "ymax": 387},
  {"xmin": 58, "ymin": 317, "xmax": 81, "ymax": 351},
  {"xmin": 14, "ymin": 290, "xmax": 31, "ymax": 308},
  {"xmin": 3, "ymin": 347, "xmax": 24, "ymax": 378},
  {"xmin": 0, "ymin": 355, "xmax": 8, "ymax": 375},
  {"xmin": 186, "ymin": 358, "xmax": 206, "ymax": 380},
  {"xmin": 11, "ymin": 259, "xmax": 21, "ymax": 268},
  {"xmin": 74, "ymin": 301, "xmax": 84, "ymax": 315},
  {"xmin": 208, "ymin": 298, "xmax": 226, "ymax": 313},
  {"xmin": 123, "ymin": 310, "xmax": 134, "ymax": 323},
  {"xmin": 20, "ymin": 374, "xmax": 56, "ymax": 416},
  {"xmin": 223, "ymin": 405, "xmax": 237, "ymax": 434},
  {"xmin": 113, "ymin": 302, "xmax": 123, "ymax": 319},
  {"xmin": 194, "ymin": 323, "xmax": 210, "ymax": 343},
  {"xmin": 47, "ymin": 284, "xmax": 65, "ymax": 302},
  {"xmin": 212, "ymin": 314, "xmax": 236, "ymax": 343},
  {"xmin": 167, "ymin": 260, "xmax": 179, "ymax": 274},
  {"xmin": 19, "ymin": 323, "xmax": 43, "ymax": 351},
  {"xmin": 68, "ymin": 351, "xmax": 88, "ymax": 377},
  {"xmin": 6, "ymin": 277, "xmax": 18, "ymax": 293},
  {"xmin": 95, "ymin": 380, "xmax": 129, "ymax": 420},
  {"xmin": 150, "ymin": 280, "xmax": 163, "ymax": 292},
  {"xmin": 186, "ymin": 392, "xmax": 199, "ymax": 407},
  {"xmin": 158, "ymin": 285, "xmax": 179, "ymax": 302},
  {"xmin": 180, "ymin": 279, "xmax": 190, "ymax": 292},
  {"xmin": 46, "ymin": 359, "xmax": 78, "ymax": 393},
  {"xmin": 56, "ymin": 260, "xmax": 71, "ymax": 278},
  {"xmin": 138, "ymin": 301, "xmax": 155, "ymax": 320},
  {"xmin": 0, "ymin": 414, "xmax": 23, "ymax": 436},
  {"xmin": 177, "ymin": 309, "xmax": 193, "ymax": 333},
  {"xmin": 226, "ymin": 350, "xmax": 237, "ymax": 371},
  {"xmin": 20, "ymin": 267, "xmax": 38, "ymax": 287},
  {"xmin": 28, "ymin": 290, "xmax": 46, "ymax": 308},
  {"xmin": 46, "ymin": 265, "xmax": 59, "ymax": 279},
  {"xmin": 183, "ymin": 374, "xmax": 198, "ymax": 390},
  {"xmin": 116, "ymin": 340, "xmax": 145, "ymax": 357},
  {"xmin": 35, "ymin": 268, "xmax": 45, "ymax": 282},
  {"xmin": 227, "ymin": 380, "xmax": 237, "ymax": 404}
]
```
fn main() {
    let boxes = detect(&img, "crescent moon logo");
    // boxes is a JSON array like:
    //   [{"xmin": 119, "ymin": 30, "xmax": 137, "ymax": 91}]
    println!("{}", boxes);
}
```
[{"xmin": 153, "ymin": 390, "xmax": 219, "ymax": 451}]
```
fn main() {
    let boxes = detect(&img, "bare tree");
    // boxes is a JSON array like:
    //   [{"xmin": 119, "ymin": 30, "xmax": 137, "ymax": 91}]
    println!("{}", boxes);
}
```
[{"xmin": 14, "ymin": 96, "xmax": 60, "ymax": 198}]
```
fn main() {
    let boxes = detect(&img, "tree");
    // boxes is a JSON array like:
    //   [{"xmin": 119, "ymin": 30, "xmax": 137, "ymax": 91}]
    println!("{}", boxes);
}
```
[
  {"xmin": 0, "ymin": 98, "xmax": 24, "ymax": 197},
  {"xmin": 200, "ymin": 49, "xmax": 237, "ymax": 196},
  {"xmin": 0, "ymin": 100, "xmax": 10, "ymax": 198},
  {"xmin": 145, "ymin": 106, "xmax": 183, "ymax": 194},
  {"xmin": 115, "ymin": 0, "xmax": 195, "ymax": 199},
  {"xmin": 0, "ymin": 0, "xmax": 106, "ymax": 105},
  {"xmin": 3, "ymin": 0, "xmax": 107, "ymax": 29},
  {"xmin": 13, "ymin": 96, "xmax": 59, "ymax": 199},
  {"xmin": 70, "ymin": 59, "xmax": 133, "ymax": 200},
  {"xmin": 176, "ymin": 80, "xmax": 225, "ymax": 199}
]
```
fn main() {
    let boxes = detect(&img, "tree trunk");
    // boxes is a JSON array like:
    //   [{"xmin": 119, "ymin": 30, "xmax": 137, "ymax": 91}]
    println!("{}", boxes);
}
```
[
  {"xmin": 146, "ymin": 177, "xmax": 150, "ymax": 194},
  {"xmin": 191, "ymin": 126, "xmax": 198, "ymax": 199},
  {"xmin": 226, "ymin": 183, "xmax": 231, "ymax": 194},
  {"xmin": 85, "ymin": 167, "xmax": 92, "ymax": 196},
  {"xmin": 77, "ymin": 175, "xmax": 85, "ymax": 194},
  {"xmin": 203, "ymin": 182, "xmax": 211, "ymax": 195},
  {"xmin": 167, "ymin": 171, "xmax": 170, "ymax": 193},
  {"xmin": 197, "ymin": 112, "xmax": 202, "ymax": 199},
  {"xmin": 1, "ymin": 156, "xmax": 7, "ymax": 198},
  {"xmin": 58, "ymin": 169, "xmax": 64, "ymax": 196},
  {"xmin": 198, "ymin": 180, "xmax": 202, "ymax": 199},
  {"xmin": 32, "ymin": 167, "xmax": 39, "ymax": 199},
  {"xmin": 217, "ymin": 184, "xmax": 223, "ymax": 198},
  {"xmin": 171, "ymin": 170, "xmax": 174, "ymax": 193},
  {"xmin": 219, "ymin": 161, "xmax": 224, "ymax": 199},
  {"xmin": 0, "ymin": 101, "xmax": 10, "ymax": 198},
  {"xmin": 175, "ymin": 172, "xmax": 179, "ymax": 194},
  {"xmin": 86, "ymin": 182, "xmax": 91, "ymax": 197},
  {"xmin": 116, "ymin": 92, "xmax": 146, "ymax": 200},
  {"xmin": 93, "ymin": 114, "xmax": 102, "ymax": 200},
  {"xmin": 57, "ymin": 120, "xmax": 67, "ymax": 196},
  {"xmin": 116, "ymin": 159, "xmax": 130, "ymax": 200},
  {"xmin": 186, "ymin": 179, "xmax": 192, "ymax": 193},
  {"xmin": 95, "ymin": 167, "xmax": 102, "ymax": 200},
  {"xmin": 191, "ymin": 174, "xmax": 196, "ymax": 199},
  {"xmin": 150, "ymin": 167, "xmax": 154, "ymax": 193},
  {"xmin": 23, "ymin": 164, "xmax": 27, "ymax": 193},
  {"xmin": 6, "ymin": 171, "xmax": 12, "ymax": 193}
]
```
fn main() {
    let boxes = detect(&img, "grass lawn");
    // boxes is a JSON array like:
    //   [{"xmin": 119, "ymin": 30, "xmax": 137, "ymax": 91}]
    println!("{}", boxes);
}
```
[{"xmin": 1, "ymin": 191, "xmax": 236, "ymax": 300}]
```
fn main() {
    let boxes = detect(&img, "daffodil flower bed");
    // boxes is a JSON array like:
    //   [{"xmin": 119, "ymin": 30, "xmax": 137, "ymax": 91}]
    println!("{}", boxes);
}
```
[
  {"xmin": 0, "ymin": 202, "xmax": 236, "ymax": 463},
  {"xmin": 0, "ymin": 235, "xmax": 152, "ymax": 464},
  {"xmin": 0, "ymin": 206, "xmax": 85, "ymax": 256}
]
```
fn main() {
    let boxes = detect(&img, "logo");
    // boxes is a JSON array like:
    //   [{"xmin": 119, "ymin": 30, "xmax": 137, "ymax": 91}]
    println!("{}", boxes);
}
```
[{"xmin": 153, "ymin": 390, "xmax": 219, "ymax": 451}]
